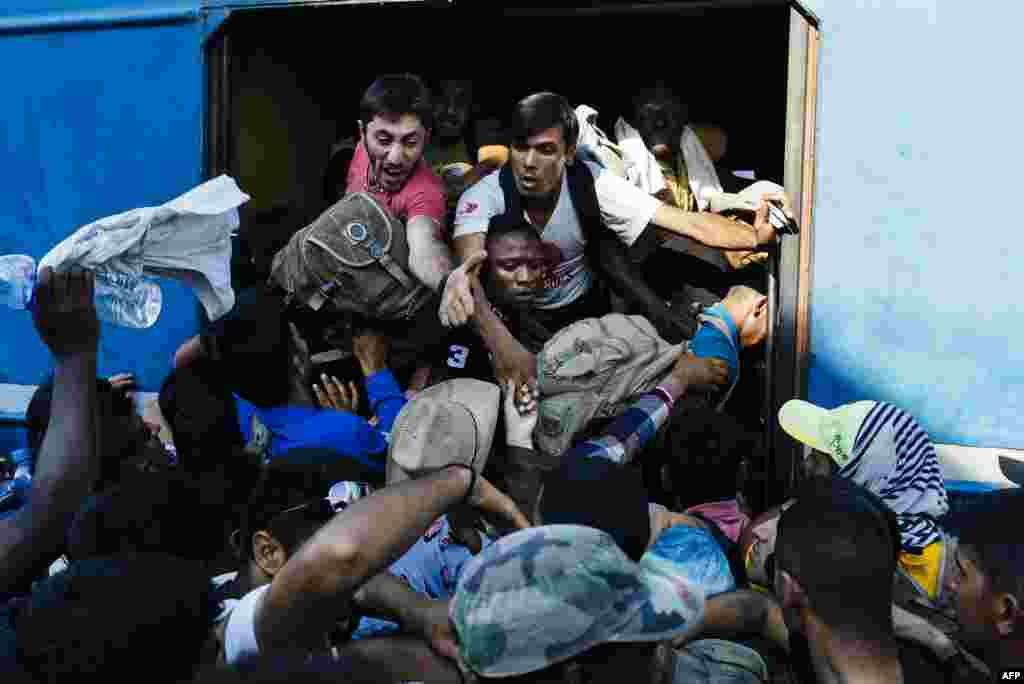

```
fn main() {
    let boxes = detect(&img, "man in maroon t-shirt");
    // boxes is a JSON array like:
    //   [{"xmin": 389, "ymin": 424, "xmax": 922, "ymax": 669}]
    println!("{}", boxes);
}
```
[
  {"xmin": 172, "ymin": 75, "xmax": 456, "ymax": 406},
  {"xmin": 339, "ymin": 73, "xmax": 451, "ymax": 291}
]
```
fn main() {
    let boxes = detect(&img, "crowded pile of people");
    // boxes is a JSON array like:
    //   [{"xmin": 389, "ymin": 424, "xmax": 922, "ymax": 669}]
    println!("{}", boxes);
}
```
[{"xmin": 0, "ymin": 73, "xmax": 1018, "ymax": 683}]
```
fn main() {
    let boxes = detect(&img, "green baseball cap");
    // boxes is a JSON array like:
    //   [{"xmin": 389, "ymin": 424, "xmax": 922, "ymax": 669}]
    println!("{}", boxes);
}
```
[{"xmin": 777, "ymin": 400, "xmax": 877, "ymax": 467}]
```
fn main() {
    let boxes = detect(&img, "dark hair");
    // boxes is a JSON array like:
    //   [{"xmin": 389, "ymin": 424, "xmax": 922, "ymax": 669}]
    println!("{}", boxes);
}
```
[
  {"xmin": 510, "ymin": 92, "xmax": 578, "ymax": 150},
  {"xmin": 485, "ymin": 214, "xmax": 540, "ymax": 248},
  {"xmin": 239, "ymin": 463, "xmax": 336, "ymax": 561},
  {"xmin": 14, "ymin": 553, "xmax": 217, "ymax": 683},
  {"xmin": 949, "ymin": 490, "xmax": 1024, "ymax": 622},
  {"xmin": 235, "ymin": 204, "xmax": 311, "ymax": 287},
  {"xmin": 359, "ymin": 73, "xmax": 434, "ymax": 132},
  {"xmin": 631, "ymin": 82, "xmax": 688, "ymax": 123},
  {"xmin": 776, "ymin": 477, "xmax": 900, "ymax": 640},
  {"xmin": 541, "ymin": 455, "xmax": 651, "ymax": 563},
  {"xmin": 67, "ymin": 470, "xmax": 230, "ymax": 563},
  {"xmin": 27, "ymin": 375, "xmax": 135, "ymax": 483},
  {"xmin": 159, "ymin": 361, "xmax": 246, "ymax": 477},
  {"xmin": 662, "ymin": 408, "xmax": 767, "ymax": 515}
]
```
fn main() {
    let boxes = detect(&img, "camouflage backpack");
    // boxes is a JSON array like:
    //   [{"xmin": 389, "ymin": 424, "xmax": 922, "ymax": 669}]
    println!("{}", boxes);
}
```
[{"xmin": 269, "ymin": 192, "xmax": 433, "ymax": 320}]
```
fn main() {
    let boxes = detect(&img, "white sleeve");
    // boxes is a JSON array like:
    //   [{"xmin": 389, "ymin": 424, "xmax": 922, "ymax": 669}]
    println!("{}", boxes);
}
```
[
  {"xmin": 223, "ymin": 584, "xmax": 270, "ymax": 665},
  {"xmin": 452, "ymin": 174, "xmax": 504, "ymax": 239},
  {"xmin": 586, "ymin": 160, "xmax": 659, "ymax": 247}
]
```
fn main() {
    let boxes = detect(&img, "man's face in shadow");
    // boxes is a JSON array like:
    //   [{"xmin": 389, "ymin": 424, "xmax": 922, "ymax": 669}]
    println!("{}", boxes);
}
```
[
  {"xmin": 485, "ymin": 231, "xmax": 552, "ymax": 308},
  {"xmin": 634, "ymin": 89, "xmax": 687, "ymax": 159},
  {"xmin": 434, "ymin": 79, "xmax": 473, "ymax": 141}
]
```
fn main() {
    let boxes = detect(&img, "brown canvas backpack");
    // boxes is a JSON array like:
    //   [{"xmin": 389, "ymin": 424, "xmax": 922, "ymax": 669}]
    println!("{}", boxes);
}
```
[{"xmin": 268, "ymin": 192, "xmax": 432, "ymax": 320}]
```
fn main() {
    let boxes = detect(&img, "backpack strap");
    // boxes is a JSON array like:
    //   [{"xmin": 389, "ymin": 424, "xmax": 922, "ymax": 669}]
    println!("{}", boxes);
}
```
[
  {"xmin": 501, "ymin": 160, "xmax": 688, "ymax": 343},
  {"xmin": 565, "ymin": 161, "xmax": 604, "ymax": 242},
  {"xmin": 499, "ymin": 164, "xmax": 525, "ymax": 224},
  {"xmin": 570, "ymin": 162, "xmax": 689, "ymax": 343}
]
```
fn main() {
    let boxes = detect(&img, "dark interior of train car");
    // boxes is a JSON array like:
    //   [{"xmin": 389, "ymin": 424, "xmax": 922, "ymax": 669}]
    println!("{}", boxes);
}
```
[
  {"xmin": 208, "ymin": 1, "xmax": 795, "ymax": 452},
  {"xmin": 215, "ymin": 3, "xmax": 791, "ymax": 220}
]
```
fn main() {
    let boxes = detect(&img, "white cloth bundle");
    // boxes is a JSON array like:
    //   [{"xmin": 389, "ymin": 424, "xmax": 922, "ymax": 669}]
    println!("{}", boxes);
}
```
[
  {"xmin": 614, "ymin": 118, "xmax": 724, "ymax": 210},
  {"xmin": 39, "ymin": 175, "xmax": 250, "ymax": 321}
]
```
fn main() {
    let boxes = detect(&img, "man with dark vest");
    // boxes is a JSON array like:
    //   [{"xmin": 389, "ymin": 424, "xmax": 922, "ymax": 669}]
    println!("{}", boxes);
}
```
[{"xmin": 439, "ymin": 92, "xmax": 791, "ymax": 388}]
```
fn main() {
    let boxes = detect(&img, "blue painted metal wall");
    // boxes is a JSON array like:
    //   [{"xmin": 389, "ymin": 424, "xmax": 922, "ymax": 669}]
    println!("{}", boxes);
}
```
[
  {"xmin": 797, "ymin": 0, "xmax": 1024, "ymax": 449},
  {"xmin": 0, "ymin": 2, "xmax": 204, "ymax": 392}
]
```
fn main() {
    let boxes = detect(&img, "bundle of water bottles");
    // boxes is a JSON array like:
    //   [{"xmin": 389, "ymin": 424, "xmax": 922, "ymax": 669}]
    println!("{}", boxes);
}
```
[
  {"xmin": 0, "ymin": 175, "xmax": 250, "ymax": 329},
  {"xmin": 0, "ymin": 255, "xmax": 162, "ymax": 329}
]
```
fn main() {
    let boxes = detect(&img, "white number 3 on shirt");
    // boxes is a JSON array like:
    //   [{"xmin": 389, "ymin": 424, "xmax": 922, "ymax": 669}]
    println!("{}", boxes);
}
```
[{"xmin": 447, "ymin": 344, "xmax": 469, "ymax": 369}]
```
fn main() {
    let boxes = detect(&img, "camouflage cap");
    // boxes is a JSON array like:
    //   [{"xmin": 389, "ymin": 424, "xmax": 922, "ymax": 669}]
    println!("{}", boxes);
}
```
[{"xmin": 451, "ymin": 525, "xmax": 704, "ymax": 677}]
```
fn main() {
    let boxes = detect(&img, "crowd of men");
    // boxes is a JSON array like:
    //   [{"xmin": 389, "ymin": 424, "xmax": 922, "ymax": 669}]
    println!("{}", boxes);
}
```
[{"xmin": 0, "ymin": 73, "xmax": 1020, "ymax": 683}]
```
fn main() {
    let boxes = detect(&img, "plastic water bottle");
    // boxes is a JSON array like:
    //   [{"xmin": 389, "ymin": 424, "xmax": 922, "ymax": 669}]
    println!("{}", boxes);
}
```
[{"xmin": 0, "ymin": 254, "xmax": 162, "ymax": 329}]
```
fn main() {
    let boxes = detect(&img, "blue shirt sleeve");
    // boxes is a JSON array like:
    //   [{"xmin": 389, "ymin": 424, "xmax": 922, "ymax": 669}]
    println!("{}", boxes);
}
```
[
  {"xmin": 364, "ymin": 369, "xmax": 407, "ymax": 435},
  {"xmin": 688, "ymin": 304, "xmax": 739, "ymax": 386}
]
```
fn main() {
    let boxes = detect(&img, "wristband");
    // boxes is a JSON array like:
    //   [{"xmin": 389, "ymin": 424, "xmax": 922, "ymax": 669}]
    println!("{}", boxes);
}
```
[
  {"xmin": 653, "ymin": 384, "xmax": 676, "ymax": 408},
  {"xmin": 444, "ymin": 463, "xmax": 477, "ymax": 507}
]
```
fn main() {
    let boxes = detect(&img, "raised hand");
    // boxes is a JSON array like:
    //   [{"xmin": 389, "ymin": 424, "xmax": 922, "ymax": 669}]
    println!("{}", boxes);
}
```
[
  {"xmin": 467, "ymin": 474, "xmax": 531, "ymax": 531},
  {"xmin": 314, "ymin": 375, "xmax": 361, "ymax": 414},
  {"xmin": 670, "ymin": 354, "xmax": 729, "ymax": 392},
  {"xmin": 32, "ymin": 265, "xmax": 99, "ymax": 358},
  {"xmin": 439, "ymin": 250, "xmax": 487, "ymax": 328},
  {"xmin": 503, "ymin": 380, "xmax": 538, "ymax": 449}
]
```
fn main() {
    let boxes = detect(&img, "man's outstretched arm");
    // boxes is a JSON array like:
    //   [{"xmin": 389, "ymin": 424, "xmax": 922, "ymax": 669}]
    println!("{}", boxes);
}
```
[
  {"xmin": 650, "ymin": 191, "xmax": 793, "ymax": 250},
  {"xmin": 0, "ymin": 266, "xmax": 100, "ymax": 593},
  {"xmin": 254, "ymin": 467, "xmax": 528, "ymax": 652},
  {"xmin": 439, "ymin": 233, "xmax": 487, "ymax": 329},
  {"xmin": 675, "ymin": 590, "xmax": 790, "ymax": 652},
  {"xmin": 651, "ymin": 202, "xmax": 767, "ymax": 250},
  {"xmin": 407, "ymin": 215, "xmax": 454, "ymax": 292},
  {"xmin": 440, "ymin": 233, "xmax": 537, "ymax": 388}
]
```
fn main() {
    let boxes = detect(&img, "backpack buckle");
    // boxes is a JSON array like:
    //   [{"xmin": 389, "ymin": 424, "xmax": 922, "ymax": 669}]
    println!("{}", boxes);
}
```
[
  {"xmin": 308, "ymin": 280, "xmax": 339, "ymax": 312},
  {"xmin": 346, "ymin": 222, "xmax": 369, "ymax": 243}
]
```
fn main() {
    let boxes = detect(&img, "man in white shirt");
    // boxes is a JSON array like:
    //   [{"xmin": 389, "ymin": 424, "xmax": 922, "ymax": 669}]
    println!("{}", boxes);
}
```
[{"xmin": 439, "ymin": 92, "xmax": 791, "ymax": 387}]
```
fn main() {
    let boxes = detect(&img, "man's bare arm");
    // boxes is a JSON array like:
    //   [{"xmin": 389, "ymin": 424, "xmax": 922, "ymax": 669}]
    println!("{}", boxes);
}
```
[
  {"xmin": 438, "ymin": 234, "xmax": 487, "ymax": 328},
  {"xmin": 470, "ymin": 276, "xmax": 535, "ymax": 387},
  {"xmin": 454, "ymin": 233, "xmax": 486, "ymax": 265},
  {"xmin": 652, "ymin": 191, "xmax": 795, "ymax": 250},
  {"xmin": 336, "ymin": 635, "xmax": 462, "ymax": 683},
  {"xmin": 0, "ymin": 266, "xmax": 100, "ymax": 594},
  {"xmin": 255, "ymin": 468, "xmax": 527, "ymax": 652},
  {"xmin": 354, "ymin": 574, "xmax": 460, "ymax": 662},
  {"xmin": 407, "ymin": 215, "xmax": 454, "ymax": 292},
  {"xmin": 353, "ymin": 572, "xmax": 441, "ymax": 634},
  {"xmin": 652, "ymin": 204, "xmax": 766, "ymax": 250},
  {"xmin": 676, "ymin": 590, "xmax": 790, "ymax": 652}
]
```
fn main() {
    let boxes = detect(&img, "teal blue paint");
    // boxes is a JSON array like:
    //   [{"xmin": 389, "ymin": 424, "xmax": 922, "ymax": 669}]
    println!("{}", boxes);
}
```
[
  {"xmin": 802, "ymin": 1, "xmax": 1024, "ymax": 449},
  {"xmin": 0, "ymin": 2, "xmax": 197, "ymax": 33},
  {"xmin": 0, "ymin": 6, "xmax": 203, "ymax": 392}
]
